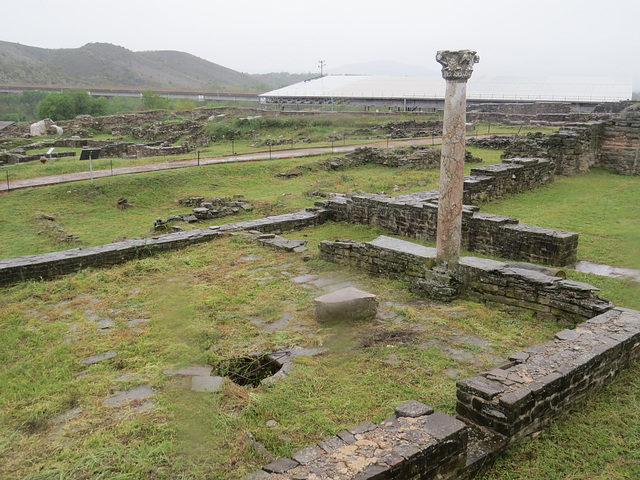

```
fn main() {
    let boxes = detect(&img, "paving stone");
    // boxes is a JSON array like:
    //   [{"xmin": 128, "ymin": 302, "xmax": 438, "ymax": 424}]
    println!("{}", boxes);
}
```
[
  {"xmin": 445, "ymin": 367, "xmax": 461, "ymax": 378},
  {"xmin": 51, "ymin": 407, "xmax": 83, "ymax": 425},
  {"xmin": 262, "ymin": 457, "xmax": 299, "ymax": 474},
  {"xmin": 128, "ymin": 318, "xmax": 150, "ymax": 327},
  {"xmin": 238, "ymin": 255, "xmax": 261, "ymax": 262},
  {"xmin": 395, "ymin": 400, "xmax": 434, "ymax": 418},
  {"xmin": 191, "ymin": 375, "xmax": 224, "ymax": 392},
  {"xmin": 97, "ymin": 318, "xmax": 115, "ymax": 329},
  {"xmin": 291, "ymin": 445, "xmax": 321, "ymax": 465},
  {"xmin": 80, "ymin": 350, "xmax": 117, "ymax": 365},
  {"xmin": 291, "ymin": 274, "xmax": 319, "ymax": 284},
  {"xmin": 105, "ymin": 384, "xmax": 155, "ymax": 406},
  {"xmin": 264, "ymin": 312, "xmax": 293, "ymax": 332}
]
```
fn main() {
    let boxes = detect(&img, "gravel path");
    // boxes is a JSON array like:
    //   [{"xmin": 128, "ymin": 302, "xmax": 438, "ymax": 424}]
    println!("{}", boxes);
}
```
[{"xmin": 0, "ymin": 134, "xmax": 503, "ymax": 192}]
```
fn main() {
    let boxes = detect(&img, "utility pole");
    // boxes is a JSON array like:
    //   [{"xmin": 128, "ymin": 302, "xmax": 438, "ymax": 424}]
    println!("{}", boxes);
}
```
[{"xmin": 319, "ymin": 60, "xmax": 326, "ymax": 77}]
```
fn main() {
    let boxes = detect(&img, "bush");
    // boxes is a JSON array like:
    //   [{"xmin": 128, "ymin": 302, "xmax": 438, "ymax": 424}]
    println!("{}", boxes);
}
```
[
  {"xmin": 173, "ymin": 99, "xmax": 197, "ymax": 111},
  {"xmin": 36, "ymin": 89, "xmax": 108, "ymax": 121},
  {"xmin": 141, "ymin": 89, "xmax": 170, "ymax": 110}
]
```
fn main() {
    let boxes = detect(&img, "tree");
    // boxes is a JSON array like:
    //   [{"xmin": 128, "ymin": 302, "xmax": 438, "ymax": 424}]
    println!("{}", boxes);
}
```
[
  {"xmin": 36, "ymin": 89, "xmax": 109, "ymax": 121},
  {"xmin": 37, "ymin": 92, "xmax": 75, "ymax": 121},
  {"xmin": 173, "ymin": 99, "xmax": 197, "ymax": 112},
  {"xmin": 141, "ymin": 89, "xmax": 170, "ymax": 110}
]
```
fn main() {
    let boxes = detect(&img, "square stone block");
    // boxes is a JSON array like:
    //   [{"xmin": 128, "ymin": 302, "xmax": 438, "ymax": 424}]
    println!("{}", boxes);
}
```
[{"xmin": 314, "ymin": 287, "xmax": 378, "ymax": 322}]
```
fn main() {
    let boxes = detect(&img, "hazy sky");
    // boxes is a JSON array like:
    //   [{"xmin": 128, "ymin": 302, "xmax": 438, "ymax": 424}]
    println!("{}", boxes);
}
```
[{"xmin": 4, "ymin": 0, "xmax": 639, "ymax": 87}]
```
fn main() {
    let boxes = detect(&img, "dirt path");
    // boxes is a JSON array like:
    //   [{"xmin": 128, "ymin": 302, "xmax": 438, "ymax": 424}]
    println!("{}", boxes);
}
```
[{"xmin": 0, "ymin": 134, "xmax": 503, "ymax": 192}]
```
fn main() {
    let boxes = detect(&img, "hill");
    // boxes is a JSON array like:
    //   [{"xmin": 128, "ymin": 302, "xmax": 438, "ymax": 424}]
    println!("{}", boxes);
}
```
[{"xmin": 0, "ymin": 41, "xmax": 290, "ymax": 91}]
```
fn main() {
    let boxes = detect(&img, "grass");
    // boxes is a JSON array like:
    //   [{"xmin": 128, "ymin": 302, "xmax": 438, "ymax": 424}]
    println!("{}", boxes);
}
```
[
  {"xmin": 0, "ymin": 233, "xmax": 561, "ymax": 479},
  {"xmin": 0, "ymin": 125, "xmax": 638, "ymax": 479},
  {"xmin": 481, "ymin": 360, "xmax": 640, "ymax": 480},
  {"xmin": 481, "ymin": 168, "xmax": 640, "ymax": 269},
  {"xmin": 1, "ymin": 110, "xmax": 554, "ymax": 182}
]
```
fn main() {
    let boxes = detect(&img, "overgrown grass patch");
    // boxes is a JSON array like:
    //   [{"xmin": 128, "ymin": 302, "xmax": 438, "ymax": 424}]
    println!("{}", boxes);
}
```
[
  {"xmin": 481, "ymin": 168, "xmax": 640, "ymax": 269},
  {"xmin": 1, "ymin": 138, "xmax": 639, "ymax": 478},
  {"xmin": 481, "ymin": 360, "xmax": 640, "ymax": 480},
  {"xmin": 0, "ymin": 232, "xmax": 563, "ymax": 479}
]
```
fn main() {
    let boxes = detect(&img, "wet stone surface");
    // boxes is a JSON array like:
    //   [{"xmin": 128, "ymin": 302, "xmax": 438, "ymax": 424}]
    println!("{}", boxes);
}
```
[
  {"xmin": 104, "ymin": 384, "xmax": 155, "ymax": 407},
  {"xmin": 80, "ymin": 351, "xmax": 117, "ymax": 365}
]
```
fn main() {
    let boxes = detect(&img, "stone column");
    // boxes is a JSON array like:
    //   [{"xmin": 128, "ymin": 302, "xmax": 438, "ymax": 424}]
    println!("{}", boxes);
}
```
[{"xmin": 435, "ymin": 50, "xmax": 479, "ymax": 267}]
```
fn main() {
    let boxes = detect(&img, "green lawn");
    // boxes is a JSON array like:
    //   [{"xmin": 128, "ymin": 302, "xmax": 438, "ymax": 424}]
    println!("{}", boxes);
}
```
[
  {"xmin": 482, "ymin": 168, "xmax": 640, "ymax": 270},
  {"xmin": 0, "ymin": 141, "xmax": 638, "ymax": 479}
]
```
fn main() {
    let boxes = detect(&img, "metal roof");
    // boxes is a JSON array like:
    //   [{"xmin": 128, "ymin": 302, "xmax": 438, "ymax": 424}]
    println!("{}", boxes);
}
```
[{"xmin": 260, "ymin": 75, "xmax": 632, "ymax": 103}]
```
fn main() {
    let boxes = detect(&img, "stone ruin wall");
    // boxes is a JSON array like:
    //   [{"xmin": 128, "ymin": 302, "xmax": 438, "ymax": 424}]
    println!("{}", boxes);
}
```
[
  {"xmin": 500, "ymin": 106, "xmax": 640, "ymax": 176},
  {"xmin": 465, "ymin": 101, "xmax": 632, "ymax": 126},
  {"xmin": 457, "ymin": 306, "xmax": 639, "ymax": 444},
  {"xmin": 247, "ymin": 235, "xmax": 638, "ymax": 480},
  {"xmin": 0, "ymin": 209, "xmax": 329, "ymax": 287},
  {"xmin": 317, "ymin": 156, "xmax": 576, "ymax": 267},
  {"xmin": 318, "ymin": 236, "xmax": 610, "ymax": 323},
  {"xmin": 599, "ymin": 108, "xmax": 640, "ymax": 175}
]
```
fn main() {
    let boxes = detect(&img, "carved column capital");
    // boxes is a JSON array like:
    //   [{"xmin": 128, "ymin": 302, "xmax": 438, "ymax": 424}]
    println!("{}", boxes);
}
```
[{"xmin": 436, "ymin": 50, "xmax": 479, "ymax": 81}]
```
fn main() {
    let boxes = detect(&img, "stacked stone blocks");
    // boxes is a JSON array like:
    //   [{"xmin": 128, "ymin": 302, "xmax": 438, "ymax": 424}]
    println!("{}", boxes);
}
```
[
  {"xmin": 456, "ymin": 307, "xmax": 640, "ymax": 442},
  {"xmin": 246, "ymin": 403, "xmax": 468, "ymax": 480}
]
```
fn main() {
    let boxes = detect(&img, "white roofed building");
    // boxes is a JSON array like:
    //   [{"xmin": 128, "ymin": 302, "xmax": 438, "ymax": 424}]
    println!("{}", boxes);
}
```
[{"xmin": 259, "ymin": 75, "xmax": 633, "ymax": 112}]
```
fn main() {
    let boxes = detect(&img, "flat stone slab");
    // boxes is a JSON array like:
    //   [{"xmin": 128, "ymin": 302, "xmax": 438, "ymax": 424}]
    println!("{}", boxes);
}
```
[
  {"xmin": 263, "ymin": 312, "xmax": 293, "ymax": 332},
  {"xmin": 263, "ymin": 457, "xmax": 299, "ymax": 474},
  {"xmin": 259, "ymin": 235, "xmax": 308, "ymax": 253},
  {"xmin": 395, "ymin": 400, "xmax": 434, "ymax": 418},
  {"xmin": 314, "ymin": 287, "xmax": 378, "ymax": 322},
  {"xmin": 80, "ymin": 350, "xmax": 117, "ymax": 365},
  {"xmin": 191, "ymin": 375, "xmax": 224, "ymax": 392},
  {"xmin": 368, "ymin": 235, "xmax": 437, "ymax": 260},
  {"xmin": 105, "ymin": 384, "xmax": 155, "ymax": 406}
]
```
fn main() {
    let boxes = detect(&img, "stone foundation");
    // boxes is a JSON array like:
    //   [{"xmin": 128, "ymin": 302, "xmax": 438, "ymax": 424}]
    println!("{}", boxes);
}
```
[
  {"xmin": 245, "ymin": 235, "xmax": 635, "ymax": 480},
  {"xmin": 457, "ymin": 307, "xmax": 640, "ymax": 442},
  {"xmin": 0, "ymin": 209, "xmax": 328, "ymax": 286},
  {"xmin": 318, "ymin": 156, "xmax": 576, "ymax": 267},
  {"xmin": 246, "ymin": 407, "xmax": 469, "ymax": 480},
  {"xmin": 318, "ymin": 236, "xmax": 610, "ymax": 321}
]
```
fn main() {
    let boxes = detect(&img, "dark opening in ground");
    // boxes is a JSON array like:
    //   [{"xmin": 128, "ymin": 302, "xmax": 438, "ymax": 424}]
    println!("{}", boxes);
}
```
[{"xmin": 216, "ymin": 354, "xmax": 282, "ymax": 387}]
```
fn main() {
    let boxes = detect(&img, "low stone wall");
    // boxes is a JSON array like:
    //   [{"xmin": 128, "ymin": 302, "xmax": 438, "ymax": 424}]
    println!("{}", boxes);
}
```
[
  {"xmin": 128, "ymin": 144, "xmax": 189, "ymax": 158},
  {"xmin": 318, "ymin": 236, "xmax": 610, "ymax": 321},
  {"xmin": 0, "ymin": 150, "xmax": 77, "ymax": 165},
  {"xmin": 456, "ymin": 256, "xmax": 611, "ymax": 322},
  {"xmin": 318, "ymin": 157, "xmax": 576, "ymax": 267},
  {"xmin": 457, "ymin": 307, "xmax": 640, "ymax": 442},
  {"xmin": 248, "ymin": 235, "xmax": 636, "ymax": 479},
  {"xmin": 465, "ymin": 157, "xmax": 553, "ymax": 204},
  {"xmin": 0, "ymin": 209, "xmax": 327, "ymax": 286},
  {"xmin": 501, "ymin": 106, "xmax": 640, "ymax": 176},
  {"xmin": 245, "ymin": 406, "xmax": 468, "ymax": 480}
]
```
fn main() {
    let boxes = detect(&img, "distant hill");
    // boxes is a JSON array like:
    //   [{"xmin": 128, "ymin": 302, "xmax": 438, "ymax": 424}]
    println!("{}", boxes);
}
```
[{"xmin": 0, "ymin": 41, "xmax": 309, "ymax": 91}]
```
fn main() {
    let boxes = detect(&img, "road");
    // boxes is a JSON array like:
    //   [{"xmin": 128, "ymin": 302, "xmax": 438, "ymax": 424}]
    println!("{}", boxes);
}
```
[{"xmin": 0, "ymin": 135, "xmax": 500, "ymax": 192}]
